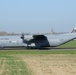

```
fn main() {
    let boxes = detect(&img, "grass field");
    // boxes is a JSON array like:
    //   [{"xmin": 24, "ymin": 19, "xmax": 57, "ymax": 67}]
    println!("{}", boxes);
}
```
[
  {"xmin": 0, "ymin": 49, "xmax": 76, "ymax": 75},
  {"xmin": 0, "ymin": 54, "xmax": 31, "ymax": 75},
  {"xmin": 0, "ymin": 40, "xmax": 76, "ymax": 75},
  {"xmin": 57, "ymin": 40, "xmax": 76, "ymax": 48}
]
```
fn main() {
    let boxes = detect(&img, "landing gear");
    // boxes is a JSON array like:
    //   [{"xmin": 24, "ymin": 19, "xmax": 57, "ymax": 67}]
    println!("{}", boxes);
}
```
[{"xmin": 25, "ymin": 46, "xmax": 41, "ymax": 49}]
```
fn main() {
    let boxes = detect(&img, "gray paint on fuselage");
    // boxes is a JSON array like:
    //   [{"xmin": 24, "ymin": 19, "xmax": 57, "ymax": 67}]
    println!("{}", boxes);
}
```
[
  {"xmin": 0, "ymin": 36, "xmax": 26, "ymax": 48},
  {"xmin": 47, "ymin": 33, "xmax": 76, "ymax": 46},
  {"xmin": 0, "ymin": 32, "xmax": 76, "ymax": 49},
  {"xmin": 22, "ymin": 33, "xmax": 76, "ymax": 48}
]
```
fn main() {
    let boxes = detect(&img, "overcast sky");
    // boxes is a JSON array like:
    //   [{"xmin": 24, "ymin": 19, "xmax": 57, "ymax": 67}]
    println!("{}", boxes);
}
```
[{"xmin": 0, "ymin": 0, "xmax": 76, "ymax": 33}]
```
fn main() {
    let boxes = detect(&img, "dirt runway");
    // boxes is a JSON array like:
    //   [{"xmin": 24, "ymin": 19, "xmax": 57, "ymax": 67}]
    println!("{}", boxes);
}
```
[{"xmin": 21, "ymin": 54, "xmax": 76, "ymax": 75}]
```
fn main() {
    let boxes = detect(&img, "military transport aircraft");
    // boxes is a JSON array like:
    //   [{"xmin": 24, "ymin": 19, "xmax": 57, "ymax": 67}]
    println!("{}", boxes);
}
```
[
  {"xmin": 0, "ymin": 29, "xmax": 76, "ymax": 49},
  {"xmin": 21, "ymin": 32, "xmax": 76, "ymax": 49}
]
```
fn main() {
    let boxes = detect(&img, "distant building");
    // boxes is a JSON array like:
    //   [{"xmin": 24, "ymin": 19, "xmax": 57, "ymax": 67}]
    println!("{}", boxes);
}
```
[{"xmin": 0, "ymin": 31, "xmax": 8, "ymax": 35}]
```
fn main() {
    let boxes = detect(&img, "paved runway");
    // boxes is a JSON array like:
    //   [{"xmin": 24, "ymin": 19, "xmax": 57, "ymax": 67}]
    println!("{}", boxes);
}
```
[{"xmin": 0, "ymin": 47, "xmax": 76, "ymax": 50}]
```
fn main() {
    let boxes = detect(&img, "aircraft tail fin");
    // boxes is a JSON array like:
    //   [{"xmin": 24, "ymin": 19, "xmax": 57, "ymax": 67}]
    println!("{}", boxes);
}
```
[{"xmin": 71, "ymin": 26, "xmax": 76, "ymax": 33}]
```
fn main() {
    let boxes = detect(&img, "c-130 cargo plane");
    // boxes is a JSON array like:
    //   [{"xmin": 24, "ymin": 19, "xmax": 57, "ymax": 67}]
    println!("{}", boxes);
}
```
[
  {"xmin": 0, "ymin": 29, "xmax": 76, "ymax": 49},
  {"xmin": 21, "ymin": 32, "xmax": 76, "ymax": 49}
]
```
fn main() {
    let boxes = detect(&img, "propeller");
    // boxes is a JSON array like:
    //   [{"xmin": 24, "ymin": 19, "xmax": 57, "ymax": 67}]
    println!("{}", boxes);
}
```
[{"xmin": 21, "ymin": 33, "xmax": 24, "ymax": 40}]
